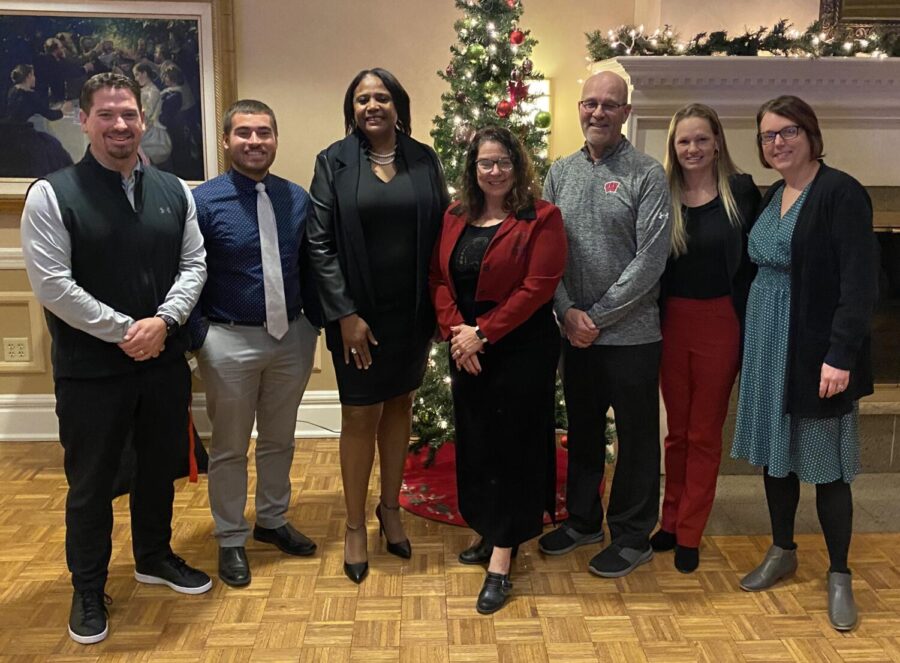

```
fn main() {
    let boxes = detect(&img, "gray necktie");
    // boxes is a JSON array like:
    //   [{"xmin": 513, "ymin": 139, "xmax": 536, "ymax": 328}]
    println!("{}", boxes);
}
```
[{"xmin": 255, "ymin": 182, "xmax": 288, "ymax": 340}]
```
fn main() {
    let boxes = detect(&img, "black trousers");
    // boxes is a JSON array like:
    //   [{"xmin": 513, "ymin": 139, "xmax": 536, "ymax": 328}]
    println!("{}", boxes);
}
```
[
  {"xmin": 56, "ymin": 358, "xmax": 190, "ymax": 592},
  {"xmin": 562, "ymin": 341, "xmax": 661, "ymax": 549}
]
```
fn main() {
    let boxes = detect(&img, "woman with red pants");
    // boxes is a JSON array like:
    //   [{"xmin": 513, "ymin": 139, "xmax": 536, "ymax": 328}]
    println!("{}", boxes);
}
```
[{"xmin": 652, "ymin": 104, "xmax": 761, "ymax": 572}]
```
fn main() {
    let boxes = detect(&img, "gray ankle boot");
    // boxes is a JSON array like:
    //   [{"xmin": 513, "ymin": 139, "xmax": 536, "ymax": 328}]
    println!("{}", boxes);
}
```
[
  {"xmin": 827, "ymin": 571, "xmax": 858, "ymax": 631},
  {"xmin": 739, "ymin": 545, "xmax": 798, "ymax": 591}
]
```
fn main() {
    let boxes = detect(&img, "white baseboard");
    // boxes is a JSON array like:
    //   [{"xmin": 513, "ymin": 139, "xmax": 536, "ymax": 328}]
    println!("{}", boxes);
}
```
[{"xmin": 0, "ymin": 391, "xmax": 342, "ymax": 442}]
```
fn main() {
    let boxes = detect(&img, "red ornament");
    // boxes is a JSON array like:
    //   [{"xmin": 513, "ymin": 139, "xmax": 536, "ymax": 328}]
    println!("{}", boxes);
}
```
[
  {"xmin": 560, "ymin": 434, "xmax": 568, "ymax": 449},
  {"xmin": 508, "ymin": 80, "xmax": 529, "ymax": 103},
  {"xmin": 506, "ymin": 0, "xmax": 516, "ymax": 6},
  {"xmin": 496, "ymin": 99, "xmax": 513, "ymax": 118},
  {"xmin": 509, "ymin": 29, "xmax": 525, "ymax": 45}
]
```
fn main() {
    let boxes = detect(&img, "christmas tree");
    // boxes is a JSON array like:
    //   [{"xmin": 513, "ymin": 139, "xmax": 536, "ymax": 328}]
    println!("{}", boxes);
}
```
[
  {"xmin": 430, "ymin": 0, "xmax": 552, "ymax": 191},
  {"xmin": 411, "ymin": 0, "xmax": 553, "ymax": 464}
]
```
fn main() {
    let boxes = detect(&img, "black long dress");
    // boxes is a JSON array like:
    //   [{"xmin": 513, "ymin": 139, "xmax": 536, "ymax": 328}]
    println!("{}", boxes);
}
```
[
  {"xmin": 449, "ymin": 224, "xmax": 559, "ymax": 547},
  {"xmin": 331, "ymin": 155, "xmax": 427, "ymax": 405}
]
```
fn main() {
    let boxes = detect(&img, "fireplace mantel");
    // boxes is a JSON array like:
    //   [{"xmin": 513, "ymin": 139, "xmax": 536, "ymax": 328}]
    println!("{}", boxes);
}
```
[{"xmin": 590, "ymin": 56, "xmax": 900, "ymax": 189}]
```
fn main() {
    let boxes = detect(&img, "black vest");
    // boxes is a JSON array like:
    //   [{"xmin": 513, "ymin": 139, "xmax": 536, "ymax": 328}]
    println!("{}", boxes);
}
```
[{"xmin": 42, "ymin": 151, "xmax": 190, "ymax": 378}]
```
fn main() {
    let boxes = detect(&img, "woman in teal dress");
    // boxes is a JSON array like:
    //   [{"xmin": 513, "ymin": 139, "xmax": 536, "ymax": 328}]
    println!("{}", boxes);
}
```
[{"xmin": 732, "ymin": 96, "xmax": 878, "ymax": 632}]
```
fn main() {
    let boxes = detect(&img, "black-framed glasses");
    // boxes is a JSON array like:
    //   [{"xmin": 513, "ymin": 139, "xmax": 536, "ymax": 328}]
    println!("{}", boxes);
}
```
[
  {"xmin": 579, "ymin": 99, "xmax": 627, "ymax": 114},
  {"xmin": 758, "ymin": 125, "xmax": 802, "ymax": 144},
  {"xmin": 476, "ymin": 158, "xmax": 514, "ymax": 173}
]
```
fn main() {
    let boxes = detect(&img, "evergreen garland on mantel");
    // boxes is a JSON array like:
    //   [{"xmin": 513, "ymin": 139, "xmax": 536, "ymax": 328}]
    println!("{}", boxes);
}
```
[{"xmin": 586, "ymin": 19, "xmax": 900, "ymax": 62}]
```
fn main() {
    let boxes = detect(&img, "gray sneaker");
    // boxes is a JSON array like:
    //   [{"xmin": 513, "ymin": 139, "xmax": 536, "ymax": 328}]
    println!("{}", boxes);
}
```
[
  {"xmin": 538, "ymin": 523, "xmax": 604, "ymax": 555},
  {"xmin": 739, "ymin": 545, "xmax": 798, "ymax": 592}
]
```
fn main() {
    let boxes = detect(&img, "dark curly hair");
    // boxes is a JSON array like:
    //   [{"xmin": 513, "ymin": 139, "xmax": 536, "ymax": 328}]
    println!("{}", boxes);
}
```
[
  {"xmin": 342, "ymin": 67, "xmax": 411, "ymax": 136},
  {"xmin": 460, "ymin": 126, "xmax": 539, "ymax": 219}
]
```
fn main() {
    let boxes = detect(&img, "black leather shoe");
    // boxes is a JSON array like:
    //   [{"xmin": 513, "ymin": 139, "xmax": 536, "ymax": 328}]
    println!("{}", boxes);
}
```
[
  {"xmin": 218, "ymin": 546, "xmax": 251, "ymax": 587},
  {"xmin": 375, "ymin": 503, "xmax": 411, "ymax": 559},
  {"xmin": 476, "ymin": 572, "xmax": 512, "ymax": 615},
  {"xmin": 253, "ymin": 523, "xmax": 317, "ymax": 556},
  {"xmin": 459, "ymin": 538, "xmax": 519, "ymax": 565}
]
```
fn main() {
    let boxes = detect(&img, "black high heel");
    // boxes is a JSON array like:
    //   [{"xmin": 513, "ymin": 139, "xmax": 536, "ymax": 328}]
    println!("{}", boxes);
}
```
[
  {"xmin": 343, "ymin": 522, "xmax": 368, "ymax": 584},
  {"xmin": 375, "ymin": 502, "xmax": 412, "ymax": 559}
]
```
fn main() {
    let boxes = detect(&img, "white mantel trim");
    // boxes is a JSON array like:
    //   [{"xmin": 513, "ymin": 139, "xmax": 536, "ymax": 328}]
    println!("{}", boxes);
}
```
[{"xmin": 592, "ymin": 56, "xmax": 900, "ymax": 117}]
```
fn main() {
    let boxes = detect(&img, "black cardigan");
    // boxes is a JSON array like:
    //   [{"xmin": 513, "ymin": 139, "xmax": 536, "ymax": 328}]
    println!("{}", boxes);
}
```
[
  {"xmin": 307, "ymin": 130, "xmax": 449, "ymax": 353},
  {"xmin": 760, "ymin": 162, "xmax": 878, "ymax": 418}
]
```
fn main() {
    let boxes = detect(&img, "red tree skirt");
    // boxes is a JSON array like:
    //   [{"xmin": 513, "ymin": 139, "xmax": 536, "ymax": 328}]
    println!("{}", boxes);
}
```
[{"xmin": 400, "ymin": 441, "xmax": 605, "ymax": 526}]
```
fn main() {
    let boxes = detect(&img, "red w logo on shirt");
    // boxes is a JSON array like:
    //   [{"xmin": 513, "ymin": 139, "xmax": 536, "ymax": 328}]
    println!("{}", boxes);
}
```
[{"xmin": 604, "ymin": 181, "xmax": 620, "ymax": 193}]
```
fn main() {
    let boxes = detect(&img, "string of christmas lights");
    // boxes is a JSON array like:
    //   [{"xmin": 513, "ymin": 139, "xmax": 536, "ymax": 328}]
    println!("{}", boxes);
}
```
[{"xmin": 586, "ymin": 19, "xmax": 899, "ymax": 62}]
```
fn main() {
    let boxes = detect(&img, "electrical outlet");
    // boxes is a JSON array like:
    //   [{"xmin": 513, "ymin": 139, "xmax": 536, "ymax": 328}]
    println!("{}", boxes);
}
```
[{"xmin": 3, "ymin": 338, "xmax": 30, "ymax": 362}]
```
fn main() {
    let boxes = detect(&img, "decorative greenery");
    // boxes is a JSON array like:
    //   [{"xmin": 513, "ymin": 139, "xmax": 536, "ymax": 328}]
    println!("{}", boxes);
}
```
[
  {"xmin": 430, "ymin": 0, "xmax": 551, "ymax": 191},
  {"xmin": 586, "ymin": 19, "xmax": 900, "ymax": 61},
  {"xmin": 410, "ymin": 343, "xmax": 456, "ymax": 462}
]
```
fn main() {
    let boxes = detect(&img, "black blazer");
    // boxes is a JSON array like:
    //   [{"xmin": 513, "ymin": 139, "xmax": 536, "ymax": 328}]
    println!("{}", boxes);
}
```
[
  {"xmin": 307, "ymin": 130, "xmax": 449, "ymax": 352},
  {"xmin": 759, "ymin": 162, "xmax": 878, "ymax": 418}
]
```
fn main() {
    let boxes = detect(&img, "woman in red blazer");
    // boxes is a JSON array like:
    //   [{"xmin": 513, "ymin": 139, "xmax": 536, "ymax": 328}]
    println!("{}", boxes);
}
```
[{"xmin": 430, "ymin": 126, "xmax": 567, "ymax": 615}]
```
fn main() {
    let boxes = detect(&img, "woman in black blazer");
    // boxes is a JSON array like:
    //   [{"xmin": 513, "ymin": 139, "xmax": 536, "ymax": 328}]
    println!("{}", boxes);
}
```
[
  {"xmin": 307, "ymin": 68, "xmax": 449, "ymax": 584},
  {"xmin": 731, "ymin": 96, "xmax": 878, "ymax": 631}
]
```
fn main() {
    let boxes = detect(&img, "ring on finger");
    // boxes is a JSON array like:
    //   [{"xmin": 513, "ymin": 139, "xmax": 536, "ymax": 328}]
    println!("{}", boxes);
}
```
[{"xmin": 350, "ymin": 348, "xmax": 358, "ymax": 355}]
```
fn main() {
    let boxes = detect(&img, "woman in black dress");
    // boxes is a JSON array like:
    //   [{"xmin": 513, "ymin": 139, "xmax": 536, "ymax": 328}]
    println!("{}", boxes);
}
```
[
  {"xmin": 430, "ymin": 126, "xmax": 567, "ymax": 614},
  {"xmin": 308, "ymin": 68, "xmax": 448, "ymax": 584}
]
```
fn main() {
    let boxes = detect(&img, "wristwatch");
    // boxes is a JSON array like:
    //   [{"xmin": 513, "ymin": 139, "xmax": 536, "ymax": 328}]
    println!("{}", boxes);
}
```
[
  {"xmin": 157, "ymin": 314, "xmax": 179, "ymax": 337},
  {"xmin": 474, "ymin": 326, "xmax": 488, "ymax": 344}
]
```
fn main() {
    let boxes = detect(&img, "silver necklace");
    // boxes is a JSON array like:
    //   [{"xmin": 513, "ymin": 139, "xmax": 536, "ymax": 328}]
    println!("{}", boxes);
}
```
[{"xmin": 367, "ymin": 148, "xmax": 396, "ymax": 166}]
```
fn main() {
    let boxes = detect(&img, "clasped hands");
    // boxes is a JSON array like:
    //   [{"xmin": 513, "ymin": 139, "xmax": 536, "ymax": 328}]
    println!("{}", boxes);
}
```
[
  {"xmin": 450, "ymin": 324, "xmax": 485, "ymax": 376},
  {"xmin": 118, "ymin": 317, "xmax": 167, "ymax": 361},
  {"xmin": 563, "ymin": 308, "xmax": 599, "ymax": 348}
]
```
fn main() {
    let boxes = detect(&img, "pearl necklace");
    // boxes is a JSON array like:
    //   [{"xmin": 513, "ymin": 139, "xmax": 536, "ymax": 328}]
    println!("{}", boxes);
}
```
[{"xmin": 366, "ymin": 148, "xmax": 396, "ymax": 166}]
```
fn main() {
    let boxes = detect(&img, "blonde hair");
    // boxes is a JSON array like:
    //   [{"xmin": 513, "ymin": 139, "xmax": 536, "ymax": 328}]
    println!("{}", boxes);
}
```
[{"xmin": 664, "ymin": 104, "xmax": 743, "ymax": 258}]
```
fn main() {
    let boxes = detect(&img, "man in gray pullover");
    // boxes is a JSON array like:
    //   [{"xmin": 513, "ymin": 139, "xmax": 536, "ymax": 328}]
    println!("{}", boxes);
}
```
[{"xmin": 539, "ymin": 72, "xmax": 671, "ymax": 578}]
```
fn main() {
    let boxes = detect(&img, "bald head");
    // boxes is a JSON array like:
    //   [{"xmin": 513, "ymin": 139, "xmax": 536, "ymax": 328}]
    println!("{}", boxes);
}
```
[
  {"xmin": 582, "ymin": 72, "xmax": 628, "ymax": 101},
  {"xmin": 579, "ymin": 71, "xmax": 631, "ymax": 159}
]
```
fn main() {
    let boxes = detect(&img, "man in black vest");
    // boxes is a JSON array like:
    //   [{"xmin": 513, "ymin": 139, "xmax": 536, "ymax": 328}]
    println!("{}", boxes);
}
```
[{"xmin": 20, "ymin": 73, "xmax": 211, "ymax": 646}]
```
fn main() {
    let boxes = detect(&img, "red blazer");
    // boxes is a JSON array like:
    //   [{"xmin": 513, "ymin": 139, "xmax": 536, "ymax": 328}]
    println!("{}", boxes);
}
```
[{"xmin": 429, "ymin": 199, "xmax": 567, "ymax": 344}]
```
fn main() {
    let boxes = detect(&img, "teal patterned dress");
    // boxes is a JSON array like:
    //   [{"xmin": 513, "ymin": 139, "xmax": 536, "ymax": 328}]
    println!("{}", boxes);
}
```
[{"xmin": 731, "ymin": 184, "xmax": 860, "ymax": 484}]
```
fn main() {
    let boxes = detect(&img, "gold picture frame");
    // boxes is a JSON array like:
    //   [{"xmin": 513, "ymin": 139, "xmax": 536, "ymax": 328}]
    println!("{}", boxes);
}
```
[
  {"xmin": 820, "ymin": 0, "xmax": 900, "ymax": 35},
  {"xmin": 0, "ymin": 0, "xmax": 235, "ymax": 200}
]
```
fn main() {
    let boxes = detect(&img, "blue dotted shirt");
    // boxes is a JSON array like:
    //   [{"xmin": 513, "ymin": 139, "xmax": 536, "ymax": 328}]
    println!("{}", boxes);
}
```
[{"xmin": 191, "ymin": 169, "xmax": 310, "ymax": 324}]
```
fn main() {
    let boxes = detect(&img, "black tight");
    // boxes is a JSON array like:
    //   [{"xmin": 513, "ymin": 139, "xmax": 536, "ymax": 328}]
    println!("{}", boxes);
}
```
[{"xmin": 763, "ymin": 470, "xmax": 853, "ymax": 574}]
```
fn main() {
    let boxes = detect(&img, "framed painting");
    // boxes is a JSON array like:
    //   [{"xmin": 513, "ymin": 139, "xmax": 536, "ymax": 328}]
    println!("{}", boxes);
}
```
[
  {"xmin": 820, "ymin": 0, "xmax": 900, "ymax": 35},
  {"xmin": 0, "ymin": 0, "xmax": 235, "ymax": 198}
]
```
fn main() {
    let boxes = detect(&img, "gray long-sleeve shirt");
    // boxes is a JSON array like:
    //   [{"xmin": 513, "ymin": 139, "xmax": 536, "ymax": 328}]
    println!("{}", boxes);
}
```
[
  {"xmin": 543, "ymin": 138, "xmax": 671, "ymax": 345},
  {"xmin": 21, "ymin": 169, "xmax": 206, "ymax": 344}
]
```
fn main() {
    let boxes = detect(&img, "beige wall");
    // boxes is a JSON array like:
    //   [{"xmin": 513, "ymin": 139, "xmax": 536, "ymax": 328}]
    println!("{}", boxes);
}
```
[
  {"xmin": 0, "ymin": 0, "xmax": 827, "ymax": 398},
  {"xmin": 656, "ymin": 0, "xmax": 819, "ymax": 40}
]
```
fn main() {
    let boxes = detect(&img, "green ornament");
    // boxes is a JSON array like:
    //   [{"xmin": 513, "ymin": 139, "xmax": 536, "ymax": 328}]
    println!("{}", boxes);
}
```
[
  {"xmin": 467, "ymin": 43, "xmax": 486, "ymax": 60},
  {"xmin": 534, "ymin": 111, "xmax": 551, "ymax": 129}
]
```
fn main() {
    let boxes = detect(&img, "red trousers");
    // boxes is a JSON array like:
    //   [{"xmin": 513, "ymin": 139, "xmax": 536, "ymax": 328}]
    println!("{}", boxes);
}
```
[{"xmin": 659, "ymin": 296, "xmax": 740, "ymax": 548}]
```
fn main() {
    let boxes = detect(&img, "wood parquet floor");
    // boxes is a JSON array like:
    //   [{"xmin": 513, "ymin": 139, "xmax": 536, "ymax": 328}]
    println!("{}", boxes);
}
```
[{"xmin": 1, "ymin": 439, "xmax": 900, "ymax": 662}]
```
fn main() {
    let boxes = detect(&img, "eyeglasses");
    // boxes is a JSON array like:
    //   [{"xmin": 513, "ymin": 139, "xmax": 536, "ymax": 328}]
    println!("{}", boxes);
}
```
[
  {"xmin": 579, "ymin": 99, "xmax": 627, "ymax": 114},
  {"xmin": 476, "ymin": 158, "xmax": 514, "ymax": 173},
  {"xmin": 758, "ymin": 125, "xmax": 802, "ymax": 144}
]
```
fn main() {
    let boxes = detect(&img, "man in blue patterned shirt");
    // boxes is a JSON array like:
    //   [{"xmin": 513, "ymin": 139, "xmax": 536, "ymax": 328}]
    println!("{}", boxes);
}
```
[{"xmin": 191, "ymin": 99, "xmax": 322, "ymax": 587}]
